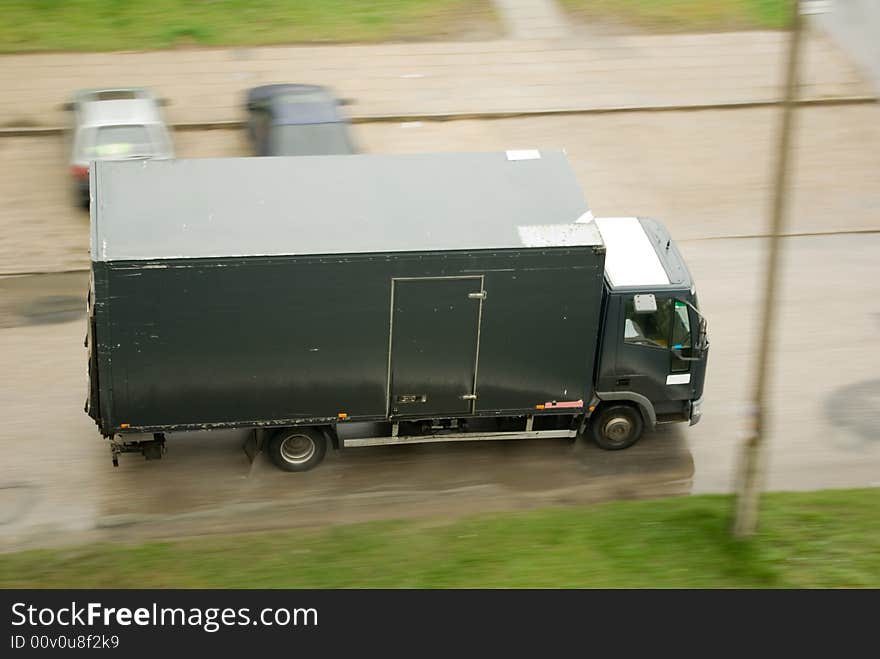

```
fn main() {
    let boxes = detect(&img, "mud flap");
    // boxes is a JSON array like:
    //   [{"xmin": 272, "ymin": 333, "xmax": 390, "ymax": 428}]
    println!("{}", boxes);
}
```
[{"xmin": 243, "ymin": 428, "xmax": 266, "ymax": 463}]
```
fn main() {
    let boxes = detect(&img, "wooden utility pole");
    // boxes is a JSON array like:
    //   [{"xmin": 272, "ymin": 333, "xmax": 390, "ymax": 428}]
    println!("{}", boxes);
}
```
[{"xmin": 733, "ymin": 0, "xmax": 804, "ymax": 538}]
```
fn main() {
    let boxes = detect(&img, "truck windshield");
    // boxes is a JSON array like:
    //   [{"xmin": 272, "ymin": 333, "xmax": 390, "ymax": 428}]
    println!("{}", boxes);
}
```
[
  {"xmin": 671, "ymin": 300, "xmax": 693, "ymax": 371},
  {"xmin": 672, "ymin": 301, "xmax": 692, "ymax": 350}
]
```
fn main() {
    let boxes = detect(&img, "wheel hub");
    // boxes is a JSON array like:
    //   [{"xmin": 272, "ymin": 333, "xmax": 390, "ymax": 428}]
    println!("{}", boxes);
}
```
[
  {"xmin": 280, "ymin": 435, "xmax": 316, "ymax": 464},
  {"xmin": 604, "ymin": 416, "xmax": 633, "ymax": 443}
]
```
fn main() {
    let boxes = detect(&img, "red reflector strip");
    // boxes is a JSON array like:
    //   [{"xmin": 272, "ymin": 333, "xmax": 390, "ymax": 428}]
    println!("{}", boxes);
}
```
[{"xmin": 542, "ymin": 400, "xmax": 584, "ymax": 409}]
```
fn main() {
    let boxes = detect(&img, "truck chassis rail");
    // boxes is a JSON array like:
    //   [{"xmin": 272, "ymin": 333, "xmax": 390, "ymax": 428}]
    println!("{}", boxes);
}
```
[{"xmin": 342, "ymin": 428, "xmax": 576, "ymax": 448}]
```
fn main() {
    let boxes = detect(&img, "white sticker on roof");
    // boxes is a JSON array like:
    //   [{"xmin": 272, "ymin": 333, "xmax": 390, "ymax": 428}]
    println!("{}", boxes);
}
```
[
  {"xmin": 593, "ymin": 217, "xmax": 670, "ymax": 287},
  {"xmin": 575, "ymin": 209, "xmax": 594, "ymax": 224},
  {"xmin": 506, "ymin": 149, "xmax": 541, "ymax": 161},
  {"xmin": 517, "ymin": 223, "xmax": 597, "ymax": 248}
]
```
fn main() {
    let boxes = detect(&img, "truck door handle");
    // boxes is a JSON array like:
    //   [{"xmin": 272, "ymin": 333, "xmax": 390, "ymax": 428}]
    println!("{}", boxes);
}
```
[
  {"xmin": 460, "ymin": 394, "xmax": 477, "ymax": 400},
  {"xmin": 468, "ymin": 291, "xmax": 487, "ymax": 300},
  {"xmin": 616, "ymin": 378, "xmax": 631, "ymax": 387}
]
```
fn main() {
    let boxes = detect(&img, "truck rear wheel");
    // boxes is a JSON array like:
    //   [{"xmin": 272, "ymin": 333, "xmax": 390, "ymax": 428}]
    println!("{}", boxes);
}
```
[
  {"xmin": 591, "ymin": 404, "xmax": 643, "ymax": 450},
  {"xmin": 268, "ymin": 428, "xmax": 327, "ymax": 472}
]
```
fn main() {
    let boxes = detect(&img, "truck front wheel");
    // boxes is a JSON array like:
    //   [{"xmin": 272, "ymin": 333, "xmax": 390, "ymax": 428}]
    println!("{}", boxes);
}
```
[
  {"xmin": 590, "ymin": 405, "xmax": 643, "ymax": 450},
  {"xmin": 268, "ymin": 428, "xmax": 327, "ymax": 472}
]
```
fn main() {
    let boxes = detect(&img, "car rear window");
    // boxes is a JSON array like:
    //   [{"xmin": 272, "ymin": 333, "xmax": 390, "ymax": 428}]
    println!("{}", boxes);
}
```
[
  {"xmin": 81, "ymin": 125, "xmax": 155, "ymax": 158},
  {"xmin": 271, "ymin": 123, "xmax": 353, "ymax": 156}
]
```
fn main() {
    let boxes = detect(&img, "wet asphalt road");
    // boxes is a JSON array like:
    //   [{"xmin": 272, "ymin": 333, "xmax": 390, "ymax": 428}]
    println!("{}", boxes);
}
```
[{"xmin": 0, "ymin": 108, "xmax": 878, "ymax": 551}]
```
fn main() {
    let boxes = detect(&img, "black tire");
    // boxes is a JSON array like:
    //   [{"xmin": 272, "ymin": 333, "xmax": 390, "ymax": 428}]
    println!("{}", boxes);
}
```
[
  {"xmin": 268, "ymin": 427, "xmax": 327, "ymax": 472},
  {"xmin": 590, "ymin": 404, "xmax": 644, "ymax": 450}
]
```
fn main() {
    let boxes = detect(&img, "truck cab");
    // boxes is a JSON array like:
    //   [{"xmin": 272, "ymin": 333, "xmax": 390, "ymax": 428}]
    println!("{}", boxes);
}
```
[{"xmin": 588, "ymin": 216, "xmax": 709, "ymax": 449}]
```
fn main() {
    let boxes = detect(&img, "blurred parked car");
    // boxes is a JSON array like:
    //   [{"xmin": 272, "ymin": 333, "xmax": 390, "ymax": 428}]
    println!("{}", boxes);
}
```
[
  {"xmin": 244, "ymin": 84, "xmax": 356, "ymax": 157},
  {"xmin": 64, "ymin": 88, "xmax": 174, "ymax": 207}
]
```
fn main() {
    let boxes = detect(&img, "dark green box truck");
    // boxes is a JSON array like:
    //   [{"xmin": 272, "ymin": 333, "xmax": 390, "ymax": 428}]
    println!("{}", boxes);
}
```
[{"xmin": 86, "ymin": 150, "xmax": 708, "ymax": 471}]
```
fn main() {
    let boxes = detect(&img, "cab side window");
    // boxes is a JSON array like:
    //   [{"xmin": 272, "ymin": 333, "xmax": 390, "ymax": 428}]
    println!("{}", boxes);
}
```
[
  {"xmin": 623, "ymin": 298, "xmax": 673, "ymax": 349},
  {"xmin": 624, "ymin": 297, "xmax": 694, "ymax": 373}
]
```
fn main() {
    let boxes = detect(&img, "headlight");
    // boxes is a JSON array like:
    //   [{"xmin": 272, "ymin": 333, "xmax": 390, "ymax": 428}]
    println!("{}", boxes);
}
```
[{"xmin": 690, "ymin": 398, "xmax": 703, "ymax": 426}]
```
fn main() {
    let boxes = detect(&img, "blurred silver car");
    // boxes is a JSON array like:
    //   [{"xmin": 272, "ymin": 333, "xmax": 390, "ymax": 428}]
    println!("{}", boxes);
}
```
[{"xmin": 64, "ymin": 88, "xmax": 173, "ymax": 207}]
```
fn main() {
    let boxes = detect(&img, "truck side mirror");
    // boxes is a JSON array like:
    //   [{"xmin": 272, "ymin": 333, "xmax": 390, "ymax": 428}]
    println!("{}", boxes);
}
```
[
  {"xmin": 670, "ymin": 345, "xmax": 703, "ymax": 361},
  {"xmin": 698, "ymin": 317, "xmax": 709, "ymax": 352}
]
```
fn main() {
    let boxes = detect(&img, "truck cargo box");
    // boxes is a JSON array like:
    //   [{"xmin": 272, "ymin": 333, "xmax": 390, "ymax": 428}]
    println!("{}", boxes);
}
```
[{"xmin": 86, "ymin": 151, "xmax": 605, "ymax": 436}]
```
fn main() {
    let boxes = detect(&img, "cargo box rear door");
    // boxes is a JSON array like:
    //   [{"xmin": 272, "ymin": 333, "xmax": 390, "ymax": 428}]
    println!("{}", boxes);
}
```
[{"xmin": 389, "ymin": 276, "xmax": 484, "ymax": 418}]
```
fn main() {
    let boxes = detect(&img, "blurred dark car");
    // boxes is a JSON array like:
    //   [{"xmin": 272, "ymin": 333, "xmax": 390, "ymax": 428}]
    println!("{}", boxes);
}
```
[{"xmin": 244, "ymin": 84, "xmax": 357, "ymax": 157}]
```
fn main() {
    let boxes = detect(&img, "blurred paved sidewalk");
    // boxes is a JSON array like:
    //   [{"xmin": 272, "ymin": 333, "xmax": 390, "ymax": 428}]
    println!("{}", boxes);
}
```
[
  {"xmin": 492, "ymin": 0, "xmax": 572, "ymax": 40},
  {"xmin": 0, "ymin": 28, "xmax": 872, "ymax": 129}
]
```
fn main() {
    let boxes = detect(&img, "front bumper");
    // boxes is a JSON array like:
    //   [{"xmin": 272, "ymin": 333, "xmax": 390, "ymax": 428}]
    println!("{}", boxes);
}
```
[{"xmin": 689, "ymin": 397, "xmax": 704, "ymax": 426}]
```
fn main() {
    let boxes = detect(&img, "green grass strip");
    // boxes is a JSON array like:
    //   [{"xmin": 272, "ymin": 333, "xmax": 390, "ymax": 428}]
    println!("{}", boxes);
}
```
[{"xmin": 1, "ymin": 489, "xmax": 878, "ymax": 588}]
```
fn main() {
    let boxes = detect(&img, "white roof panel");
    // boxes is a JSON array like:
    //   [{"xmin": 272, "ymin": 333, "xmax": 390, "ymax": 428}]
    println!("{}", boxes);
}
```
[{"xmin": 593, "ymin": 217, "xmax": 670, "ymax": 287}]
